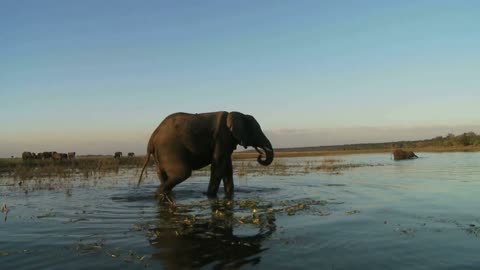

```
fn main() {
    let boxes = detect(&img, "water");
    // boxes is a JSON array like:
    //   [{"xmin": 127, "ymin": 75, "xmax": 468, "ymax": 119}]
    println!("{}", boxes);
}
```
[{"xmin": 2, "ymin": 152, "xmax": 480, "ymax": 269}]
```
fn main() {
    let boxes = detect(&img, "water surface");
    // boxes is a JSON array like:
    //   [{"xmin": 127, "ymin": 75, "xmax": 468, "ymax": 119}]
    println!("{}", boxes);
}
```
[{"xmin": 1, "ymin": 152, "xmax": 480, "ymax": 269}]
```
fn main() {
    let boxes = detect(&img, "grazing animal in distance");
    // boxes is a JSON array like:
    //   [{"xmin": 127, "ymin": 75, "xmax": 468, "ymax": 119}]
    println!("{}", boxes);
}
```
[
  {"xmin": 52, "ymin": 153, "xmax": 68, "ymax": 160},
  {"xmin": 114, "ymin": 152, "xmax": 122, "ymax": 159},
  {"xmin": 138, "ymin": 111, "xmax": 274, "ymax": 197},
  {"xmin": 22, "ymin": 152, "xmax": 34, "ymax": 160},
  {"xmin": 68, "ymin": 152, "xmax": 76, "ymax": 160},
  {"xmin": 43, "ymin": 152, "xmax": 56, "ymax": 160},
  {"xmin": 128, "ymin": 152, "xmax": 135, "ymax": 157},
  {"xmin": 393, "ymin": 149, "xmax": 418, "ymax": 161},
  {"xmin": 52, "ymin": 152, "xmax": 62, "ymax": 160}
]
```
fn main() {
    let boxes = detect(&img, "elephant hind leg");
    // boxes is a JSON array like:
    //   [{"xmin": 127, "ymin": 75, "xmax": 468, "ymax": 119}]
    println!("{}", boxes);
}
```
[
  {"xmin": 156, "ymin": 166, "xmax": 192, "ymax": 196},
  {"xmin": 156, "ymin": 168, "xmax": 168, "ymax": 185}
]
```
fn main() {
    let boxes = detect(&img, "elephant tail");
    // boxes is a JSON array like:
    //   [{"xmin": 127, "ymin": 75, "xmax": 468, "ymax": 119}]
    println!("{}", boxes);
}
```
[{"xmin": 137, "ymin": 153, "xmax": 151, "ymax": 187}]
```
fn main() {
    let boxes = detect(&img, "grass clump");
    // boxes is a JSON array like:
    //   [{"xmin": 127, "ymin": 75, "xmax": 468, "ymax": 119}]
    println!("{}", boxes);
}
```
[{"xmin": 0, "ymin": 156, "xmax": 152, "ymax": 180}]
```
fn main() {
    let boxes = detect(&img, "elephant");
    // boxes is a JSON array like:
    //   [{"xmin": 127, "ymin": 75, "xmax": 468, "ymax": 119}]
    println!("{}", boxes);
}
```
[
  {"xmin": 52, "ymin": 152, "xmax": 68, "ymax": 160},
  {"xmin": 43, "ymin": 151, "xmax": 55, "ymax": 160},
  {"xmin": 128, "ymin": 152, "xmax": 135, "ymax": 157},
  {"xmin": 68, "ymin": 152, "xmax": 76, "ymax": 160},
  {"xmin": 22, "ymin": 152, "xmax": 34, "ymax": 160},
  {"xmin": 138, "ymin": 111, "xmax": 274, "ymax": 197},
  {"xmin": 392, "ymin": 149, "xmax": 418, "ymax": 161},
  {"xmin": 52, "ymin": 152, "xmax": 61, "ymax": 160},
  {"xmin": 36, "ymin": 152, "xmax": 45, "ymax": 160},
  {"xmin": 114, "ymin": 152, "xmax": 122, "ymax": 159}
]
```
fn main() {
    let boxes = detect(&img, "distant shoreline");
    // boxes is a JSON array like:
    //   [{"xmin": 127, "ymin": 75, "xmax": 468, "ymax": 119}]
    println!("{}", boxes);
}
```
[
  {"xmin": 232, "ymin": 145, "xmax": 480, "ymax": 159},
  {"xmin": 1, "ymin": 146, "xmax": 478, "ymax": 179},
  {"xmin": 3, "ymin": 145, "xmax": 480, "ymax": 160}
]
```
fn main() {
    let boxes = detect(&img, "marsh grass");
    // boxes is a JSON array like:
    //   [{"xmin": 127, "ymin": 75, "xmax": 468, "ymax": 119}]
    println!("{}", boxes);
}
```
[
  {"xmin": 0, "ymin": 157, "xmax": 151, "ymax": 180},
  {"xmin": 231, "ymin": 157, "xmax": 381, "ymax": 177},
  {"xmin": 0, "ymin": 155, "xmax": 381, "ymax": 181}
]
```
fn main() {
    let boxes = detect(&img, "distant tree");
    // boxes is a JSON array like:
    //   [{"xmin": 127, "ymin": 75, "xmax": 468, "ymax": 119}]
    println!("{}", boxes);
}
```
[
  {"xmin": 466, "ymin": 131, "xmax": 477, "ymax": 137},
  {"xmin": 458, "ymin": 133, "xmax": 471, "ymax": 146},
  {"xmin": 443, "ymin": 140, "xmax": 454, "ymax": 147},
  {"xmin": 474, "ymin": 139, "xmax": 480, "ymax": 146}
]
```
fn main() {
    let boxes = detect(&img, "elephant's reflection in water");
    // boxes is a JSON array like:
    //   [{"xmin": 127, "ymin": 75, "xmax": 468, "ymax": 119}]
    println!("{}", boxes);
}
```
[{"xmin": 148, "ymin": 196, "xmax": 276, "ymax": 269}]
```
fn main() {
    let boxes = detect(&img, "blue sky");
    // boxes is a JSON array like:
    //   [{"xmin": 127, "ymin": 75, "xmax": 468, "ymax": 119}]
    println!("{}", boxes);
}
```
[{"xmin": 1, "ymin": 1, "xmax": 479, "ymax": 157}]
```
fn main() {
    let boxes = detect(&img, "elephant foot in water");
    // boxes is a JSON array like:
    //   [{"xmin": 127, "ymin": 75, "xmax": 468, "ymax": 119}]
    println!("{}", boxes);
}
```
[{"xmin": 155, "ymin": 189, "xmax": 175, "ymax": 205}]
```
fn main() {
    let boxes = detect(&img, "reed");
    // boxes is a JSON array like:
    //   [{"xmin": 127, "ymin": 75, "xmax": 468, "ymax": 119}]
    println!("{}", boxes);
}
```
[
  {"xmin": 0, "ymin": 156, "xmax": 153, "ymax": 180},
  {"xmin": 0, "ymin": 154, "xmax": 382, "ymax": 180}
]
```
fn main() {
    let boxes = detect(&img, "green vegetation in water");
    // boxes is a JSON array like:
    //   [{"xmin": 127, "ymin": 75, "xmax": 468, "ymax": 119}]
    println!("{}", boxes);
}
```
[
  {"xmin": 71, "ymin": 237, "xmax": 150, "ymax": 266},
  {"xmin": 0, "ymin": 156, "xmax": 151, "ymax": 180},
  {"xmin": 231, "ymin": 158, "xmax": 383, "ymax": 177},
  {"xmin": 0, "ymin": 155, "xmax": 382, "ymax": 182},
  {"xmin": 142, "ymin": 196, "xmax": 331, "ymax": 235}
]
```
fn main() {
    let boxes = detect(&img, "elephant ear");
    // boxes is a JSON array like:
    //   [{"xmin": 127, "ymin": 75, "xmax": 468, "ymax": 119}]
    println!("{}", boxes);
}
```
[{"xmin": 226, "ymin": 112, "xmax": 249, "ymax": 147}]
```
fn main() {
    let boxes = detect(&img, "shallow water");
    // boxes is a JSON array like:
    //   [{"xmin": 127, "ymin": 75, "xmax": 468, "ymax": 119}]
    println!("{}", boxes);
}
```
[{"xmin": 1, "ymin": 152, "xmax": 480, "ymax": 269}]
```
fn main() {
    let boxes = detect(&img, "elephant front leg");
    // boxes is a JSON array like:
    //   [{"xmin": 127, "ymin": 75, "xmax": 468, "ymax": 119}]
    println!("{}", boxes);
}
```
[
  {"xmin": 207, "ymin": 170, "xmax": 221, "ymax": 197},
  {"xmin": 222, "ymin": 157, "xmax": 234, "ymax": 197},
  {"xmin": 207, "ymin": 160, "xmax": 226, "ymax": 197}
]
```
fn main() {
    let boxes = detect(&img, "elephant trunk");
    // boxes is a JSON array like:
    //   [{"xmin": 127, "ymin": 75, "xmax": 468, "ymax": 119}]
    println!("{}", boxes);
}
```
[{"xmin": 255, "ymin": 141, "xmax": 274, "ymax": 166}]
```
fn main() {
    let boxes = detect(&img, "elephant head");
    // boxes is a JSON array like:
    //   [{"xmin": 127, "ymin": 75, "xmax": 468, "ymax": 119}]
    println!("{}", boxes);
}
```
[
  {"xmin": 393, "ymin": 149, "xmax": 418, "ymax": 161},
  {"xmin": 227, "ymin": 112, "xmax": 274, "ymax": 166}
]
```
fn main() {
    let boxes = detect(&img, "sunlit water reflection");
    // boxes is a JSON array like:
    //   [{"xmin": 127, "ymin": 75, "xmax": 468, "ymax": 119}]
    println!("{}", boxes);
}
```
[{"xmin": 1, "ymin": 152, "xmax": 480, "ymax": 269}]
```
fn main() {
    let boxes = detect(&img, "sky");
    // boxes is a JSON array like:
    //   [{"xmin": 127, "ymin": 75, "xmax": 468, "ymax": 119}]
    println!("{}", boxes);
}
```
[{"xmin": 1, "ymin": 1, "xmax": 479, "ymax": 157}]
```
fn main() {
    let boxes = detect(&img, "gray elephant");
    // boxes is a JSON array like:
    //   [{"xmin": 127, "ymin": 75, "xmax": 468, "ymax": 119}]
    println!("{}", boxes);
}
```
[
  {"xmin": 114, "ymin": 152, "xmax": 122, "ymax": 159},
  {"xmin": 43, "ymin": 151, "xmax": 55, "ymax": 160},
  {"xmin": 128, "ymin": 152, "xmax": 135, "ymax": 157},
  {"xmin": 52, "ymin": 152, "xmax": 68, "ymax": 160},
  {"xmin": 22, "ymin": 152, "xmax": 34, "ymax": 160},
  {"xmin": 52, "ymin": 152, "xmax": 62, "ymax": 160},
  {"xmin": 68, "ymin": 152, "xmax": 76, "ymax": 160},
  {"xmin": 393, "ymin": 149, "xmax": 418, "ymax": 161},
  {"xmin": 138, "ymin": 111, "xmax": 274, "ymax": 197}
]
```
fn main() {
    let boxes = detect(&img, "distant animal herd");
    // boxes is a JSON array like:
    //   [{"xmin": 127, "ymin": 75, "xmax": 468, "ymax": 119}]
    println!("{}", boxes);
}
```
[
  {"xmin": 114, "ymin": 152, "xmax": 135, "ymax": 159},
  {"xmin": 21, "ymin": 151, "xmax": 136, "ymax": 161},
  {"xmin": 22, "ymin": 151, "xmax": 76, "ymax": 160}
]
